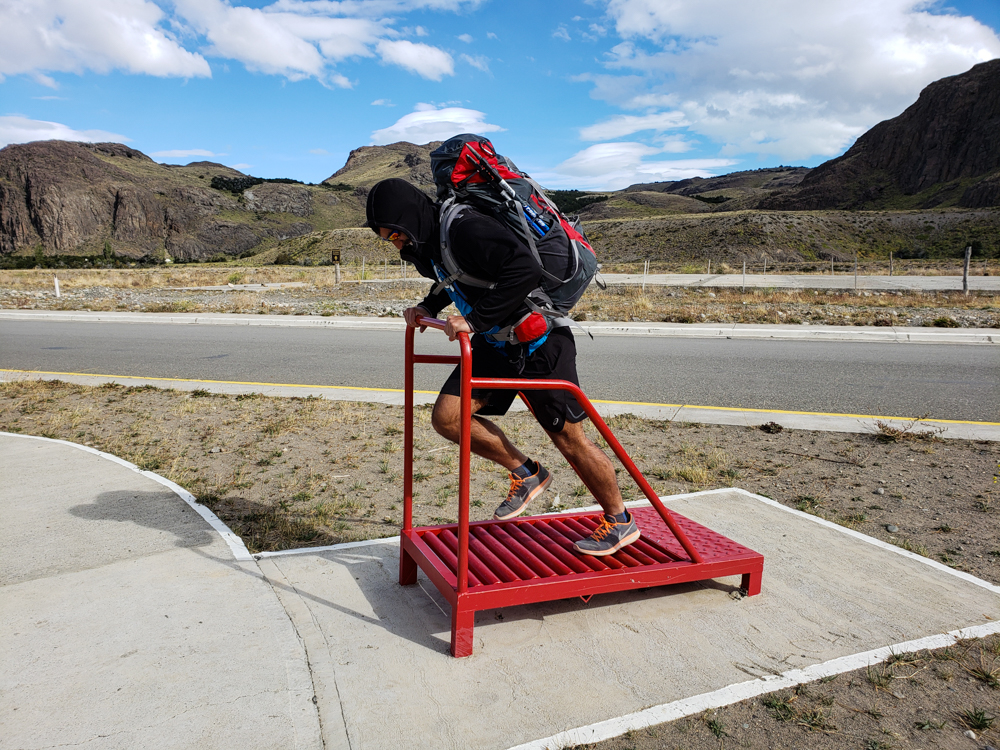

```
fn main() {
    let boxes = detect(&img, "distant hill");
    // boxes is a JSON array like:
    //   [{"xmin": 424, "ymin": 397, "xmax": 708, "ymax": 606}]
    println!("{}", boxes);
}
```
[
  {"xmin": 324, "ymin": 140, "xmax": 440, "ymax": 194},
  {"xmin": 763, "ymin": 59, "xmax": 1000, "ymax": 210},
  {"xmin": 5, "ymin": 67, "xmax": 1000, "ymax": 268},
  {"xmin": 0, "ymin": 140, "xmax": 364, "ymax": 262}
]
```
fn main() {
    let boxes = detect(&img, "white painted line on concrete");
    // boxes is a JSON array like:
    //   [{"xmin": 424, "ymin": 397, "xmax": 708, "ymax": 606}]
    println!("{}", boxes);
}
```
[
  {"xmin": 255, "ymin": 536, "xmax": 399, "ymax": 559},
  {"xmin": 3, "ymin": 432, "xmax": 253, "ymax": 562},
  {"xmin": 726, "ymin": 487, "xmax": 1000, "ymax": 595},
  {"xmin": 508, "ymin": 487, "xmax": 1000, "ymax": 749},
  {"xmin": 508, "ymin": 621, "xmax": 1000, "ymax": 750}
]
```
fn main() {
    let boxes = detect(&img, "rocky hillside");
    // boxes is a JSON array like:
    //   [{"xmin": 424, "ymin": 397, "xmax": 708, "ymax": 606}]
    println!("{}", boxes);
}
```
[
  {"xmin": 764, "ymin": 59, "xmax": 1000, "ymax": 210},
  {"xmin": 5, "ymin": 61, "xmax": 1000, "ymax": 269},
  {"xmin": 324, "ymin": 140, "xmax": 440, "ymax": 194},
  {"xmin": 0, "ymin": 140, "xmax": 364, "ymax": 262},
  {"xmin": 584, "ymin": 208, "xmax": 1000, "ymax": 264}
]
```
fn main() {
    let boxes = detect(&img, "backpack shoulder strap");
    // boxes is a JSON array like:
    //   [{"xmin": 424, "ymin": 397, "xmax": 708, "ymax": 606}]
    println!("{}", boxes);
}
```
[{"xmin": 433, "ymin": 198, "xmax": 496, "ymax": 295}]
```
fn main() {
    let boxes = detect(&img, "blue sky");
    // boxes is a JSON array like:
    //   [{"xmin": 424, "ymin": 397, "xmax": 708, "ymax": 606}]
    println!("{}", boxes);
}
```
[{"xmin": 2, "ymin": 0, "xmax": 999, "ymax": 190}]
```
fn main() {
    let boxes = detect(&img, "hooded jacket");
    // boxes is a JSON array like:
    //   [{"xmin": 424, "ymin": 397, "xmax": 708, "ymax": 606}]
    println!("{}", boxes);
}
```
[{"xmin": 366, "ymin": 178, "xmax": 542, "ymax": 335}]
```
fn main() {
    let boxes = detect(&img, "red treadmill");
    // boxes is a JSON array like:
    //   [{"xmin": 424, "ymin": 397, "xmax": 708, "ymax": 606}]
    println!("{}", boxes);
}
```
[{"xmin": 399, "ymin": 318, "xmax": 763, "ymax": 657}]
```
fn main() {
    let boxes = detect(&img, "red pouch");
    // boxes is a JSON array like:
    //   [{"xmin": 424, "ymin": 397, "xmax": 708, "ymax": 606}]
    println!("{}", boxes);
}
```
[{"xmin": 513, "ymin": 311, "xmax": 549, "ymax": 343}]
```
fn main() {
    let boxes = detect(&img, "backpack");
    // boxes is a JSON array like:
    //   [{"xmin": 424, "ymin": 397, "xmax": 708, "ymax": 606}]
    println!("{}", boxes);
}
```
[{"xmin": 429, "ymin": 134, "xmax": 603, "ymax": 345}]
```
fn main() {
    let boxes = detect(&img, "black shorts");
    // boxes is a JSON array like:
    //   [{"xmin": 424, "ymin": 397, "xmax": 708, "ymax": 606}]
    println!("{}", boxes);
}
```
[{"xmin": 439, "ymin": 328, "xmax": 586, "ymax": 433}]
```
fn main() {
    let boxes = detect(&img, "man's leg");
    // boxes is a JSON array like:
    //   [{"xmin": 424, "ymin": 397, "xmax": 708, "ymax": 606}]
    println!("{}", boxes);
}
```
[
  {"xmin": 432, "ymin": 393, "xmax": 526, "ymax": 470},
  {"xmin": 432, "ymin": 393, "xmax": 551, "ymax": 520},
  {"xmin": 545, "ymin": 420, "xmax": 624, "ymax": 517},
  {"xmin": 546, "ymin": 420, "xmax": 640, "ymax": 556}
]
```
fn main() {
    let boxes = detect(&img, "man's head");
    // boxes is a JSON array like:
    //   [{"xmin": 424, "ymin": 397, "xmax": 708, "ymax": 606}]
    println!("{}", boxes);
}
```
[{"xmin": 366, "ymin": 179, "xmax": 438, "ymax": 264}]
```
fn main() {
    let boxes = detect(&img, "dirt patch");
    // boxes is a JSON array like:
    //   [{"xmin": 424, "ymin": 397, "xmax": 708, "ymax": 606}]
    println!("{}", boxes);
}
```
[{"xmin": 2, "ymin": 378, "xmax": 998, "ymax": 748}]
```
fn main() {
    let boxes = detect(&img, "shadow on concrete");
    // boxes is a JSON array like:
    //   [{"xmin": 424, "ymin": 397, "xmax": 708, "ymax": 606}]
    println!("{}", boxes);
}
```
[
  {"xmin": 70, "ymin": 489, "xmax": 216, "ymax": 550},
  {"xmin": 265, "ymin": 545, "xmax": 746, "ymax": 656}
]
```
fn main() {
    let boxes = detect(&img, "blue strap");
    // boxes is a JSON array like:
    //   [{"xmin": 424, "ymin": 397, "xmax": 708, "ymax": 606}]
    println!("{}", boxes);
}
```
[{"xmin": 433, "ymin": 262, "xmax": 506, "ymax": 351}]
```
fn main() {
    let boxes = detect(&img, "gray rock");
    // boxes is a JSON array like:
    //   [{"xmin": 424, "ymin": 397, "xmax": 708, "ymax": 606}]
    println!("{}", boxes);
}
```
[{"xmin": 886, "ymin": 524, "xmax": 899, "ymax": 533}]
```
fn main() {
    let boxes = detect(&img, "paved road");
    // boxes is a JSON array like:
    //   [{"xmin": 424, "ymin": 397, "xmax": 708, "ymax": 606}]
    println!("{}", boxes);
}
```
[{"xmin": 2, "ymin": 319, "xmax": 997, "ymax": 421}]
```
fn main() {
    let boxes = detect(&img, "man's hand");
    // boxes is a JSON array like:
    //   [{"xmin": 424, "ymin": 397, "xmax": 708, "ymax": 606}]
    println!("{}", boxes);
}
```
[
  {"xmin": 403, "ymin": 306, "xmax": 431, "ymax": 332},
  {"xmin": 443, "ymin": 314, "xmax": 472, "ymax": 341}
]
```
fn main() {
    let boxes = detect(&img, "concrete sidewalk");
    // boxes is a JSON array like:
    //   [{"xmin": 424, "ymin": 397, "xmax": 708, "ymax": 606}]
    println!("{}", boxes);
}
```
[
  {"xmin": 1, "ymin": 310, "xmax": 996, "ymax": 346},
  {"xmin": 0, "ymin": 434, "xmax": 320, "ymax": 750},
  {"xmin": 4, "ymin": 432, "xmax": 1000, "ymax": 749}
]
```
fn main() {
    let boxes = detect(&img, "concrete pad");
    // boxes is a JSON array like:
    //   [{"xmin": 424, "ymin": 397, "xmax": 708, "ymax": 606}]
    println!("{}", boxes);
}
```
[
  {"xmin": 259, "ymin": 489, "xmax": 1000, "ymax": 750},
  {"xmin": 0, "ymin": 434, "xmax": 321, "ymax": 750}
]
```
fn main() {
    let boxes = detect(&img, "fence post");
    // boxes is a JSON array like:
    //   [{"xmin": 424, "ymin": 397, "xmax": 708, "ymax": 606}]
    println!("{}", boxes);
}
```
[
  {"xmin": 742, "ymin": 260, "xmax": 746, "ymax": 293},
  {"xmin": 707, "ymin": 259, "xmax": 711, "ymax": 275},
  {"xmin": 854, "ymin": 253, "xmax": 858, "ymax": 291},
  {"xmin": 362, "ymin": 256, "xmax": 365, "ymax": 281},
  {"xmin": 889, "ymin": 252, "xmax": 893, "ymax": 277},
  {"xmin": 763, "ymin": 257, "xmax": 767, "ymax": 275},
  {"xmin": 335, "ymin": 263, "xmax": 341, "ymax": 284},
  {"xmin": 963, "ymin": 246, "xmax": 972, "ymax": 295},
  {"xmin": 54, "ymin": 276, "xmax": 60, "ymax": 298}
]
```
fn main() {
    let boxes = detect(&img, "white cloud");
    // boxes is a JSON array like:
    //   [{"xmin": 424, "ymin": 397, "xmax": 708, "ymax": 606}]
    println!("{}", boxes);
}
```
[
  {"xmin": 553, "ymin": 25, "xmax": 571, "ymax": 42},
  {"xmin": 376, "ymin": 39, "xmax": 454, "ymax": 79},
  {"xmin": 0, "ymin": 0, "xmax": 468, "ymax": 87},
  {"xmin": 0, "ymin": 115, "xmax": 129, "ymax": 148},
  {"xmin": 458, "ymin": 33, "xmax": 473, "ymax": 43},
  {"xmin": 270, "ymin": 0, "xmax": 484, "ymax": 14},
  {"xmin": 461, "ymin": 54, "xmax": 490, "ymax": 73},
  {"xmin": 229, "ymin": 163, "xmax": 253, "ymax": 170},
  {"xmin": 371, "ymin": 104, "xmax": 503, "ymax": 144},
  {"xmin": 580, "ymin": 111, "xmax": 688, "ymax": 140},
  {"xmin": 371, "ymin": 98, "xmax": 395, "ymax": 106},
  {"xmin": 0, "ymin": 0, "xmax": 210, "ymax": 81},
  {"xmin": 595, "ymin": 0, "xmax": 1000, "ymax": 162},
  {"xmin": 538, "ymin": 141, "xmax": 736, "ymax": 190},
  {"xmin": 151, "ymin": 149, "xmax": 220, "ymax": 158}
]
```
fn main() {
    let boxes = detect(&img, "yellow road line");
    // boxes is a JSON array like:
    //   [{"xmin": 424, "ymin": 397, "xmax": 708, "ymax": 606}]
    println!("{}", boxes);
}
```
[
  {"xmin": 4, "ymin": 368, "xmax": 998, "ymax": 427},
  {"xmin": 590, "ymin": 397, "xmax": 1000, "ymax": 426}
]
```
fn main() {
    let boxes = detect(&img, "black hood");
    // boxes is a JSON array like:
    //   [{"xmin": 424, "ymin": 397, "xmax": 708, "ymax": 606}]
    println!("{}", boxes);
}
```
[{"xmin": 366, "ymin": 179, "xmax": 439, "ymax": 275}]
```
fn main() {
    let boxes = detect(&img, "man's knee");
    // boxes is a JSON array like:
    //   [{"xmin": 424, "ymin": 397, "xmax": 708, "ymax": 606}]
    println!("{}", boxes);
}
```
[
  {"xmin": 547, "ymin": 419, "xmax": 590, "ymax": 453},
  {"xmin": 431, "ymin": 397, "xmax": 460, "ymax": 441}
]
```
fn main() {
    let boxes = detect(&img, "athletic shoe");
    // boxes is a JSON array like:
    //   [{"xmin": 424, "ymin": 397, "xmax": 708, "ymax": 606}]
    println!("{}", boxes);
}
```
[
  {"xmin": 573, "ymin": 513, "xmax": 641, "ymax": 556},
  {"xmin": 493, "ymin": 464, "xmax": 551, "ymax": 520}
]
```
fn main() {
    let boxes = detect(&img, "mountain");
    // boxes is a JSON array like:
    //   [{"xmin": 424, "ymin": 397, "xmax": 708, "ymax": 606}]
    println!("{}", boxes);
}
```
[
  {"xmin": 0, "ymin": 140, "xmax": 364, "ymax": 262},
  {"xmin": 763, "ymin": 59, "xmax": 1000, "ymax": 210},
  {"xmin": 324, "ymin": 140, "xmax": 441, "ymax": 194}
]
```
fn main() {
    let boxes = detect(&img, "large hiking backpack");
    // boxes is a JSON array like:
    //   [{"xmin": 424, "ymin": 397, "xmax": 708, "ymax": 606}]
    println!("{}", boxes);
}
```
[{"xmin": 429, "ymin": 134, "xmax": 603, "ymax": 344}]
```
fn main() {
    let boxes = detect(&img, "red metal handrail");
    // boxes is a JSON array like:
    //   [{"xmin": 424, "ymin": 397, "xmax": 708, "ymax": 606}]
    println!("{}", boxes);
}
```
[{"xmin": 403, "ymin": 317, "xmax": 704, "ymax": 595}]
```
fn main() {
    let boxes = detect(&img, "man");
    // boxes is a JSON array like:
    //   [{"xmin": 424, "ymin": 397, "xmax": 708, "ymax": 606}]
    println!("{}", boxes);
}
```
[{"xmin": 366, "ymin": 178, "xmax": 639, "ymax": 556}]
